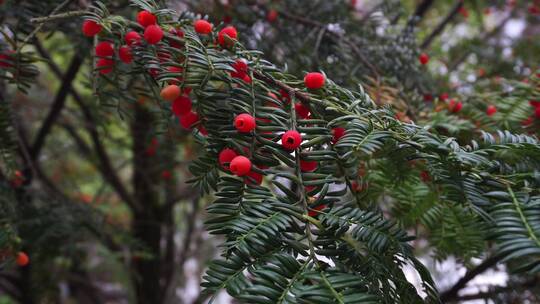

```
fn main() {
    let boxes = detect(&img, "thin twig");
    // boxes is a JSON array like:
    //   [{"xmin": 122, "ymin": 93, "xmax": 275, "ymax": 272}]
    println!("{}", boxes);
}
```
[
  {"xmin": 272, "ymin": 8, "xmax": 381, "ymax": 82},
  {"xmin": 30, "ymin": 53, "xmax": 84, "ymax": 160},
  {"xmin": 440, "ymin": 254, "xmax": 503, "ymax": 302},
  {"xmin": 30, "ymin": 10, "xmax": 86, "ymax": 24},
  {"xmin": 33, "ymin": 39, "xmax": 138, "ymax": 211},
  {"xmin": 406, "ymin": 0, "xmax": 435, "ymax": 28},
  {"xmin": 452, "ymin": 277, "xmax": 538, "ymax": 302},
  {"xmin": 17, "ymin": 0, "xmax": 74, "ymax": 51},
  {"xmin": 421, "ymin": 0, "xmax": 463, "ymax": 50},
  {"xmin": 448, "ymin": 14, "xmax": 511, "ymax": 72},
  {"xmin": 359, "ymin": 2, "xmax": 384, "ymax": 23}
]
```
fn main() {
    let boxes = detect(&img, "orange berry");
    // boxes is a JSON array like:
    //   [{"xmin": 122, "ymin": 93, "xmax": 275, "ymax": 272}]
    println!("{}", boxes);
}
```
[
  {"xmin": 160, "ymin": 85, "xmax": 181, "ymax": 102},
  {"xmin": 16, "ymin": 252, "xmax": 29, "ymax": 266}
]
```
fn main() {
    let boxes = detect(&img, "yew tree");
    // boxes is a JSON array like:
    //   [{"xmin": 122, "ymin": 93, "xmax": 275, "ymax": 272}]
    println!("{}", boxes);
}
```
[{"xmin": 1, "ymin": 0, "xmax": 540, "ymax": 304}]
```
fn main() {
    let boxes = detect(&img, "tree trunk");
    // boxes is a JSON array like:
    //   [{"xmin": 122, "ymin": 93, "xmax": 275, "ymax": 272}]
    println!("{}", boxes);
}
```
[{"xmin": 131, "ymin": 105, "xmax": 162, "ymax": 304}]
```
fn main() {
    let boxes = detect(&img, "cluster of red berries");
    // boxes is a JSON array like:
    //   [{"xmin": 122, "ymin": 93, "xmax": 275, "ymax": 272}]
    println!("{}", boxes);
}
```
[
  {"xmin": 84, "ymin": 11, "xmax": 210, "ymax": 134},
  {"xmin": 84, "ymin": 12, "xmax": 353, "ymax": 207},
  {"xmin": 193, "ymin": 19, "xmax": 238, "ymax": 49},
  {"xmin": 430, "ymin": 93, "xmax": 463, "ymax": 114},
  {"xmin": 230, "ymin": 59, "xmax": 251, "ymax": 83},
  {"xmin": 83, "ymin": 11, "xmax": 174, "ymax": 75},
  {"xmin": 447, "ymin": 99, "xmax": 463, "ymax": 113},
  {"xmin": 218, "ymin": 149, "xmax": 263, "ymax": 184}
]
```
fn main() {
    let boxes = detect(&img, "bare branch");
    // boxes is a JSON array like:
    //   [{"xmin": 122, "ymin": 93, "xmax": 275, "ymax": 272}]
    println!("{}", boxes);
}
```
[
  {"xmin": 30, "ymin": 53, "xmax": 84, "ymax": 160},
  {"xmin": 33, "ymin": 39, "xmax": 138, "ymax": 211},
  {"xmin": 30, "ymin": 10, "xmax": 86, "ymax": 23},
  {"xmin": 421, "ymin": 0, "xmax": 463, "ymax": 49},
  {"xmin": 440, "ymin": 255, "xmax": 503, "ymax": 302},
  {"xmin": 407, "ymin": 0, "xmax": 435, "ymax": 28}
]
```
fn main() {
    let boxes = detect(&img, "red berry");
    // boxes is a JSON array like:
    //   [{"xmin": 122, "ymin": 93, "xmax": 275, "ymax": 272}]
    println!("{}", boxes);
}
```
[
  {"xmin": 266, "ymin": 92, "xmax": 280, "ymax": 107},
  {"xmin": 440, "ymin": 93, "xmax": 449, "ymax": 101},
  {"xmin": 145, "ymin": 146, "xmax": 156, "ymax": 156},
  {"xmin": 96, "ymin": 58, "xmax": 113, "ymax": 74},
  {"xmin": 459, "ymin": 7, "xmax": 469, "ymax": 18},
  {"xmin": 535, "ymin": 107, "xmax": 540, "ymax": 119},
  {"xmin": 267, "ymin": 9, "xmax": 278, "ymax": 22},
  {"xmin": 522, "ymin": 116, "xmax": 534, "ymax": 126},
  {"xmin": 10, "ymin": 170, "xmax": 24, "ymax": 188},
  {"xmin": 486, "ymin": 105, "xmax": 497, "ymax": 116},
  {"xmin": 230, "ymin": 156, "xmax": 251, "ymax": 176},
  {"xmin": 118, "ymin": 45, "xmax": 133, "ymax": 63},
  {"xmin": 194, "ymin": 20, "xmax": 213, "ymax": 34},
  {"xmin": 137, "ymin": 11, "xmax": 157, "ymax": 28},
  {"xmin": 172, "ymin": 96, "xmax": 192, "ymax": 117},
  {"xmin": 230, "ymin": 60, "xmax": 247, "ymax": 79},
  {"xmin": 161, "ymin": 170, "xmax": 172, "ymax": 180},
  {"xmin": 82, "ymin": 20, "xmax": 102, "ymax": 37},
  {"xmin": 350, "ymin": 181, "xmax": 362, "ymax": 192},
  {"xmin": 16, "ymin": 252, "xmax": 29, "ymax": 266},
  {"xmin": 423, "ymin": 94, "xmax": 433, "ymax": 102},
  {"xmin": 448, "ymin": 99, "xmax": 463, "ymax": 113},
  {"xmin": 144, "ymin": 25, "xmax": 163, "ymax": 44},
  {"xmin": 305, "ymin": 185, "xmax": 317, "ymax": 193},
  {"xmin": 197, "ymin": 124, "xmax": 208, "ymax": 136},
  {"xmin": 157, "ymin": 50, "xmax": 172, "ymax": 62},
  {"xmin": 169, "ymin": 28, "xmax": 185, "ymax": 48},
  {"xmin": 420, "ymin": 170, "xmax": 431, "ymax": 183},
  {"xmin": 300, "ymin": 160, "xmax": 317, "ymax": 172},
  {"xmin": 219, "ymin": 148, "xmax": 238, "ymax": 170},
  {"xmin": 245, "ymin": 170, "xmax": 263, "ymax": 185},
  {"xmin": 232, "ymin": 59, "xmax": 248, "ymax": 73},
  {"xmin": 0, "ymin": 52, "xmax": 13, "ymax": 68},
  {"xmin": 280, "ymin": 89, "xmax": 291, "ymax": 103},
  {"xmin": 180, "ymin": 111, "xmax": 199, "ymax": 129},
  {"xmin": 282, "ymin": 130, "xmax": 302, "ymax": 150},
  {"xmin": 529, "ymin": 100, "xmax": 540, "ymax": 108},
  {"xmin": 331, "ymin": 127, "xmax": 346, "ymax": 144},
  {"xmin": 419, "ymin": 53, "xmax": 429, "ymax": 65},
  {"xmin": 223, "ymin": 15, "xmax": 232, "ymax": 24},
  {"xmin": 218, "ymin": 26, "xmax": 238, "ymax": 48},
  {"xmin": 167, "ymin": 66, "xmax": 183, "ymax": 75},
  {"xmin": 528, "ymin": 4, "xmax": 540, "ymax": 15},
  {"xmin": 125, "ymin": 31, "xmax": 142, "ymax": 45},
  {"xmin": 294, "ymin": 103, "xmax": 311, "ymax": 119},
  {"xmin": 308, "ymin": 204, "xmax": 326, "ymax": 217},
  {"xmin": 234, "ymin": 113, "xmax": 256, "ymax": 133},
  {"xmin": 242, "ymin": 74, "xmax": 252, "ymax": 83},
  {"xmin": 95, "ymin": 41, "xmax": 114, "ymax": 57},
  {"xmin": 148, "ymin": 68, "xmax": 159, "ymax": 78},
  {"xmin": 304, "ymin": 72, "xmax": 325, "ymax": 89}
]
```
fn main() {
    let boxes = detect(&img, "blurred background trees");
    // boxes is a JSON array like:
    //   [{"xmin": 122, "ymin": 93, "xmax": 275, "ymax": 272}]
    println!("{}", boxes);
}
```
[{"xmin": 1, "ymin": 0, "xmax": 539, "ymax": 303}]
